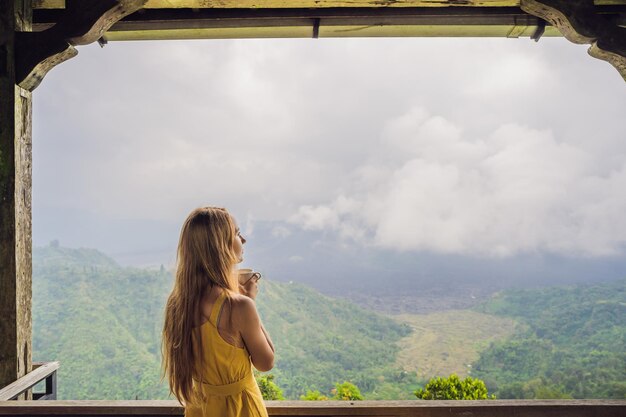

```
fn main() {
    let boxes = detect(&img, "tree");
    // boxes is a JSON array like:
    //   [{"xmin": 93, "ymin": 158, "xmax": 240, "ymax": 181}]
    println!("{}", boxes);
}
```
[
  {"xmin": 499, "ymin": 378, "xmax": 572, "ymax": 399},
  {"xmin": 332, "ymin": 381, "xmax": 364, "ymax": 400},
  {"xmin": 255, "ymin": 373, "xmax": 284, "ymax": 400},
  {"xmin": 415, "ymin": 374, "xmax": 496, "ymax": 400},
  {"xmin": 300, "ymin": 390, "xmax": 329, "ymax": 400}
]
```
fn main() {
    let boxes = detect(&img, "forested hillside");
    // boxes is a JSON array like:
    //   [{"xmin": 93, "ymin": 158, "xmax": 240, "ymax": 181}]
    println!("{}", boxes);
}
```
[
  {"xmin": 255, "ymin": 282, "xmax": 417, "ymax": 398},
  {"xmin": 32, "ymin": 244, "xmax": 170, "ymax": 399},
  {"xmin": 32, "ymin": 244, "xmax": 414, "ymax": 399},
  {"xmin": 32, "ymin": 244, "xmax": 626, "ymax": 400},
  {"xmin": 473, "ymin": 280, "xmax": 626, "ymax": 399}
]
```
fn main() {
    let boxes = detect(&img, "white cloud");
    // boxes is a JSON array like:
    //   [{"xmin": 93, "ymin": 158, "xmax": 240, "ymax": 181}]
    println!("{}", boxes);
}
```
[
  {"xmin": 290, "ymin": 108, "xmax": 626, "ymax": 257},
  {"xmin": 464, "ymin": 52, "xmax": 552, "ymax": 98},
  {"xmin": 289, "ymin": 205, "xmax": 340, "ymax": 231},
  {"xmin": 34, "ymin": 38, "xmax": 626, "ymax": 258},
  {"xmin": 288, "ymin": 195, "xmax": 367, "ymax": 241},
  {"xmin": 271, "ymin": 225, "xmax": 292, "ymax": 238}
]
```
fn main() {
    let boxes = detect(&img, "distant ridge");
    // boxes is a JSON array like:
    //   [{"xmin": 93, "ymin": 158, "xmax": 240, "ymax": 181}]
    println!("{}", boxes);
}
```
[
  {"xmin": 32, "ymin": 244, "xmax": 414, "ymax": 399},
  {"xmin": 472, "ymin": 279, "xmax": 626, "ymax": 399},
  {"xmin": 32, "ymin": 244, "xmax": 626, "ymax": 400}
]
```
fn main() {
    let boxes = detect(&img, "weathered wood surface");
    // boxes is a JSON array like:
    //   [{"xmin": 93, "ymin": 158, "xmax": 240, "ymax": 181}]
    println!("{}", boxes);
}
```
[
  {"xmin": 58, "ymin": 0, "xmax": 148, "ymax": 45},
  {"xmin": 589, "ymin": 36, "xmax": 626, "ymax": 78},
  {"xmin": 15, "ymin": 33, "xmax": 76, "ymax": 92},
  {"xmin": 521, "ymin": 0, "xmax": 599, "ymax": 43},
  {"xmin": 30, "ymin": 1, "xmax": 626, "ymax": 41},
  {"xmin": 521, "ymin": 0, "xmax": 626, "ymax": 80},
  {"xmin": 104, "ymin": 23, "xmax": 561, "ymax": 41},
  {"xmin": 32, "ymin": 0, "xmax": 626, "ymax": 9},
  {"xmin": 0, "ymin": 361, "xmax": 59, "ymax": 401},
  {"xmin": 89, "ymin": 7, "xmax": 568, "ymax": 40},
  {"xmin": 15, "ymin": 0, "xmax": 146, "ymax": 91},
  {"xmin": 0, "ymin": 400, "xmax": 625, "ymax": 416},
  {"xmin": 0, "ymin": 0, "xmax": 33, "ymax": 398}
]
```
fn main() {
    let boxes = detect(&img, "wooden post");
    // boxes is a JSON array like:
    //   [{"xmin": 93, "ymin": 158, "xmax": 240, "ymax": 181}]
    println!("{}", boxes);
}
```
[{"xmin": 0, "ymin": 0, "xmax": 33, "ymax": 397}]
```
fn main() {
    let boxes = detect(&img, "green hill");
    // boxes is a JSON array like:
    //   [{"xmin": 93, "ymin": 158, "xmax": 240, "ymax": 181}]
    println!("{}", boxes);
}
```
[
  {"xmin": 32, "ymin": 244, "xmax": 626, "ymax": 400},
  {"xmin": 472, "ymin": 280, "xmax": 626, "ymax": 399},
  {"xmin": 255, "ymin": 282, "xmax": 415, "ymax": 398},
  {"xmin": 33, "ymin": 245, "xmax": 171, "ymax": 399},
  {"xmin": 32, "ymin": 244, "xmax": 413, "ymax": 399}
]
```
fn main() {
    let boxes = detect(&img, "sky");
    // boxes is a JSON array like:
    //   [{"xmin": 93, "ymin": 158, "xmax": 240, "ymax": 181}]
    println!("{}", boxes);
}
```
[{"xmin": 32, "ymin": 36, "xmax": 626, "ymax": 292}]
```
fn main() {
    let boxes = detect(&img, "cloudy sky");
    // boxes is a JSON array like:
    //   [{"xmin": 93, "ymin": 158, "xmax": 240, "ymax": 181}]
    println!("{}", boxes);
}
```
[{"xmin": 32, "ymin": 36, "xmax": 626, "ymax": 289}]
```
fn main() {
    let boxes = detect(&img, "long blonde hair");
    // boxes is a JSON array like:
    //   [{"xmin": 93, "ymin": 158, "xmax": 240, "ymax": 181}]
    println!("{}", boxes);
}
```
[{"xmin": 162, "ymin": 207, "xmax": 239, "ymax": 404}]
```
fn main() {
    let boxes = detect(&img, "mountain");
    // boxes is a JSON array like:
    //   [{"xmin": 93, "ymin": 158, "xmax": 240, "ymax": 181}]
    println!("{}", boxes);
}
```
[
  {"xmin": 33, "ymin": 244, "xmax": 170, "ymax": 399},
  {"xmin": 472, "ymin": 280, "xmax": 626, "ymax": 399},
  {"xmin": 32, "ymin": 244, "xmax": 413, "ymax": 400},
  {"xmin": 34, "ymin": 214, "xmax": 626, "ymax": 298},
  {"xmin": 32, "ymin": 243, "xmax": 626, "ymax": 400}
]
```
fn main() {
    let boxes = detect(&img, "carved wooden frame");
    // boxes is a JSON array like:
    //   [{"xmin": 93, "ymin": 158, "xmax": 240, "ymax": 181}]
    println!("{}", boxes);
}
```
[
  {"xmin": 15, "ymin": 0, "xmax": 146, "ymax": 91},
  {"xmin": 521, "ymin": 0, "xmax": 626, "ymax": 80}
]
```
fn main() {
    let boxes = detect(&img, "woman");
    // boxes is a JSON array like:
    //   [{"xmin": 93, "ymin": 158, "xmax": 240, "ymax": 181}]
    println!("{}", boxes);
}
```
[{"xmin": 162, "ymin": 207, "xmax": 274, "ymax": 417}]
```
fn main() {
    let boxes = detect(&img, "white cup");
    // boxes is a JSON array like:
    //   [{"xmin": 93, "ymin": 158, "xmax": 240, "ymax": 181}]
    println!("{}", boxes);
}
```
[{"xmin": 238, "ymin": 268, "xmax": 261, "ymax": 285}]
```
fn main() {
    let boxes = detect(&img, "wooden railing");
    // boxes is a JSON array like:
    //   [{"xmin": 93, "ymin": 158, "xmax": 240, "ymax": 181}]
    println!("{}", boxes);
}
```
[
  {"xmin": 0, "ymin": 400, "xmax": 624, "ymax": 417},
  {"xmin": 0, "ymin": 362, "xmax": 59, "ymax": 401}
]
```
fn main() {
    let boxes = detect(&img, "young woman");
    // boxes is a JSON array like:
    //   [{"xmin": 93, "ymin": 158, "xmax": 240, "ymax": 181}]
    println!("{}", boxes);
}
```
[{"xmin": 162, "ymin": 207, "xmax": 274, "ymax": 417}]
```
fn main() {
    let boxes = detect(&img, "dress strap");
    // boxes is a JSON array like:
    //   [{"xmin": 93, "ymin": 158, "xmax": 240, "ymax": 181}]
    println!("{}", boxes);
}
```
[{"xmin": 209, "ymin": 289, "xmax": 227, "ymax": 326}]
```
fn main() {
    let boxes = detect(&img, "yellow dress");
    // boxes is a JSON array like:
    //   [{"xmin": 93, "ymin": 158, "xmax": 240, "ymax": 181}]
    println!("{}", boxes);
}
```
[{"xmin": 186, "ymin": 290, "xmax": 268, "ymax": 417}]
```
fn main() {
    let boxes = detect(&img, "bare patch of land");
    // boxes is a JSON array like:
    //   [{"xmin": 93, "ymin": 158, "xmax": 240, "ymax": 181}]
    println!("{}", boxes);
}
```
[{"xmin": 393, "ymin": 310, "xmax": 521, "ymax": 380}]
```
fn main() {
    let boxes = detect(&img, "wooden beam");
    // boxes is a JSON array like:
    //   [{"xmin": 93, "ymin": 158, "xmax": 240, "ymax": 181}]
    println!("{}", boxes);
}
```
[
  {"xmin": 521, "ymin": 0, "xmax": 626, "ymax": 81},
  {"xmin": 31, "ymin": 5, "xmax": 625, "ymax": 40},
  {"xmin": 15, "ymin": 0, "xmax": 146, "ymax": 91},
  {"xmin": 588, "ymin": 20, "xmax": 626, "ymax": 78},
  {"xmin": 30, "ymin": 0, "xmax": 626, "ymax": 8},
  {"xmin": 0, "ymin": 400, "xmax": 625, "ymax": 416},
  {"xmin": 59, "ymin": 0, "xmax": 148, "ymax": 45},
  {"xmin": 14, "ymin": 33, "xmax": 76, "ymax": 92},
  {"xmin": 0, "ymin": 0, "xmax": 33, "ymax": 398},
  {"xmin": 102, "ymin": 7, "xmax": 553, "ymax": 39}
]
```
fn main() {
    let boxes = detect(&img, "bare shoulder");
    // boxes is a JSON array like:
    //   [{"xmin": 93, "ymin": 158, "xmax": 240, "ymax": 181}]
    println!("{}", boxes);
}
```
[{"xmin": 230, "ymin": 294, "xmax": 258, "ymax": 318}]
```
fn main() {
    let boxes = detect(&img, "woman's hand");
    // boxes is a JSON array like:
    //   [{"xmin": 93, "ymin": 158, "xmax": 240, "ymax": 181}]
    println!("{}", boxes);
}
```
[{"xmin": 239, "ymin": 275, "xmax": 260, "ymax": 300}]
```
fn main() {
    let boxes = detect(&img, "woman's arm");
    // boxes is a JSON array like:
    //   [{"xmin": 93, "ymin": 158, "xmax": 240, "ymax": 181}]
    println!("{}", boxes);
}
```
[
  {"xmin": 260, "ymin": 323, "xmax": 275, "ymax": 353},
  {"xmin": 234, "ymin": 296, "xmax": 274, "ymax": 372}
]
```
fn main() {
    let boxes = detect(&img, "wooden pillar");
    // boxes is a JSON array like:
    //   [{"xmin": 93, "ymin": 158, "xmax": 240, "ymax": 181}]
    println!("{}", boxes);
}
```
[{"xmin": 0, "ymin": 0, "xmax": 33, "ymax": 396}]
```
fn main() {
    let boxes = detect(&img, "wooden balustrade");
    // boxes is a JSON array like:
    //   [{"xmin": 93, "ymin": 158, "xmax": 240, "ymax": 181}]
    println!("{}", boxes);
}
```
[
  {"xmin": 0, "ymin": 399, "xmax": 624, "ymax": 417},
  {"xmin": 0, "ymin": 362, "xmax": 59, "ymax": 401},
  {"xmin": 0, "ymin": 365, "xmax": 624, "ymax": 416}
]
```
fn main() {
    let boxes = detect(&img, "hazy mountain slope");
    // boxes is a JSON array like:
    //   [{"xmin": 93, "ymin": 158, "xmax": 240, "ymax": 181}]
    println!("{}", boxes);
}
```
[
  {"xmin": 472, "ymin": 280, "xmax": 626, "ymax": 399},
  {"xmin": 32, "ymin": 245, "xmax": 412, "ymax": 399},
  {"xmin": 33, "ymin": 245, "xmax": 170, "ymax": 399},
  {"xmin": 32, "ymin": 244, "xmax": 625, "ymax": 400},
  {"xmin": 256, "ymin": 280, "xmax": 412, "ymax": 397}
]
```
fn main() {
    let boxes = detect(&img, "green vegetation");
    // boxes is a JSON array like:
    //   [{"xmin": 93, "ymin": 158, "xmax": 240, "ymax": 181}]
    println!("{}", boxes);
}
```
[
  {"xmin": 473, "ymin": 280, "xmax": 626, "ymax": 399},
  {"xmin": 299, "ymin": 381, "xmax": 363, "ymax": 401},
  {"xmin": 300, "ymin": 390, "xmax": 329, "ymax": 400},
  {"xmin": 255, "ymin": 373, "xmax": 284, "ymax": 400},
  {"xmin": 415, "ymin": 374, "xmax": 495, "ymax": 400},
  {"xmin": 32, "ymin": 244, "xmax": 625, "ymax": 400},
  {"xmin": 332, "ymin": 381, "xmax": 363, "ymax": 400},
  {"xmin": 32, "ymin": 244, "xmax": 414, "ymax": 400},
  {"xmin": 32, "ymin": 246, "xmax": 171, "ymax": 399},
  {"xmin": 255, "ymin": 281, "xmax": 414, "ymax": 398}
]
